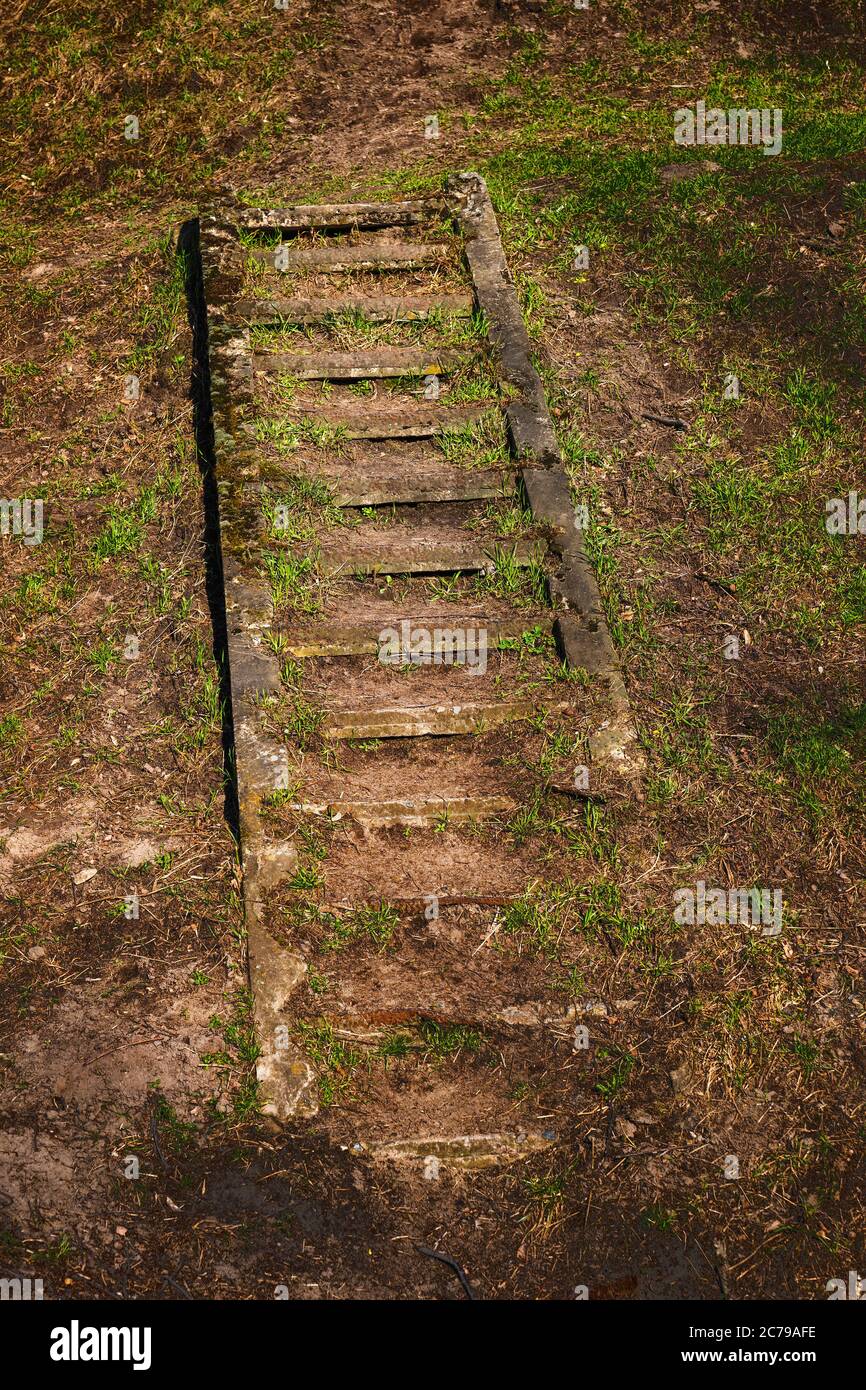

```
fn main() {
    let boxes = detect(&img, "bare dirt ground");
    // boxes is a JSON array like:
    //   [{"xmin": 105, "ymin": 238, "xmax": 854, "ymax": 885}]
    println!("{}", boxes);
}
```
[{"xmin": 0, "ymin": 0, "xmax": 864, "ymax": 1300}]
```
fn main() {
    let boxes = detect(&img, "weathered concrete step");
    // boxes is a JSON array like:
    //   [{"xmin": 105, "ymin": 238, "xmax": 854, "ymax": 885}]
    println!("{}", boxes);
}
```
[
  {"xmin": 291, "ymin": 793, "xmax": 515, "ymax": 827},
  {"xmin": 313, "ymin": 893, "xmax": 516, "ymax": 914},
  {"xmin": 251, "ymin": 241, "xmax": 448, "ymax": 273},
  {"xmin": 253, "ymin": 347, "xmax": 468, "ymax": 380},
  {"xmin": 283, "ymin": 614, "xmax": 546, "ymax": 657},
  {"xmin": 278, "ymin": 578, "xmax": 551, "ymax": 626},
  {"xmin": 237, "ymin": 292, "xmax": 475, "ymax": 325},
  {"xmin": 279, "ymin": 882, "xmax": 588, "ymax": 1024},
  {"xmin": 284, "ymin": 734, "xmax": 533, "ymax": 823},
  {"xmin": 320, "ymin": 464, "xmax": 514, "ymax": 506},
  {"xmin": 314, "ymin": 531, "xmax": 544, "ymax": 577},
  {"xmin": 294, "ymin": 967, "xmax": 584, "ymax": 1039},
  {"xmin": 286, "ymin": 402, "xmax": 492, "ymax": 440},
  {"xmin": 298, "ymin": 1008, "xmax": 563, "ymax": 1150},
  {"xmin": 351, "ymin": 1131, "xmax": 557, "ymax": 1170},
  {"xmin": 235, "ymin": 200, "xmax": 440, "ymax": 231},
  {"xmin": 319, "ymin": 1002, "xmax": 579, "ymax": 1034},
  {"xmin": 280, "ymin": 818, "xmax": 552, "ymax": 903},
  {"xmin": 261, "ymin": 450, "xmax": 513, "ymax": 506},
  {"xmin": 321, "ymin": 696, "xmax": 567, "ymax": 740}
]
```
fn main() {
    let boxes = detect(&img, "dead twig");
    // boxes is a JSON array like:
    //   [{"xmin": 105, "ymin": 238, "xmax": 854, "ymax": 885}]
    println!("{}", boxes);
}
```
[
  {"xmin": 641, "ymin": 409, "xmax": 688, "ymax": 430},
  {"xmin": 414, "ymin": 1243, "xmax": 478, "ymax": 1300}
]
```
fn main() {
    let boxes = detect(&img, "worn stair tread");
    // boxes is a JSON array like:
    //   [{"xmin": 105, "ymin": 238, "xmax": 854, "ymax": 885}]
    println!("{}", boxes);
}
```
[
  {"xmin": 312, "ymin": 894, "xmax": 516, "ymax": 914},
  {"xmin": 282, "ymin": 727, "xmax": 578, "ymax": 822},
  {"xmin": 314, "ymin": 530, "xmax": 545, "ymax": 577},
  {"xmin": 236, "ymin": 292, "xmax": 475, "ymax": 325},
  {"xmin": 305, "ymin": 641, "xmax": 559, "ymax": 692},
  {"xmin": 318, "ymin": 463, "xmax": 514, "ymax": 507},
  {"xmin": 281, "ymin": 614, "xmax": 548, "ymax": 657},
  {"xmin": 321, "ymin": 695, "xmax": 569, "ymax": 740},
  {"xmin": 253, "ymin": 346, "xmax": 469, "ymax": 380},
  {"xmin": 283, "ymin": 728, "xmax": 578, "ymax": 821},
  {"xmin": 352, "ymin": 1131, "xmax": 558, "ymax": 1169},
  {"xmin": 268, "ymin": 820, "xmax": 556, "ymax": 903},
  {"xmin": 292, "ymin": 793, "xmax": 515, "ymax": 827},
  {"xmin": 280, "ymin": 581, "xmax": 552, "ymax": 626},
  {"xmin": 301, "ymin": 987, "xmax": 582, "ymax": 1034},
  {"xmin": 278, "ymin": 911, "xmax": 584, "ymax": 1032},
  {"xmin": 300, "ymin": 1039, "xmax": 562, "ymax": 1155},
  {"xmin": 302, "ymin": 649, "xmax": 575, "ymax": 736},
  {"xmin": 316, "ymin": 1004, "xmax": 579, "ymax": 1034},
  {"xmin": 260, "ymin": 444, "xmax": 513, "ymax": 506},
  {"xmin": 234, "ymin": 200, "xmax": 441, "ymax": 231},
  {"xmin": 251, "ymin": 241, "xmax": 449, "ymax": 273},
  {"xmin": 282, "ymin": 401, "xmax": 492, "ymax": 439}
]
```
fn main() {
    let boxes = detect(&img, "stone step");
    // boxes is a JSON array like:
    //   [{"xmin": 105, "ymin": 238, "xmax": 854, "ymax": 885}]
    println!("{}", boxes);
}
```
[
  {"xmin": 237, "ymin": 291, "xmax": 475, "ymax": 325},
  {"xmin": 281, "ymin": 614, "xmax": 546, "ymax": 657},
  {"xmin": 235, "ymin": 199, "xmax": 441, "ymax": 231},
  {"xmin": 314, "ymin": 530, "xmax": 544, "ymax": 577},
  {"xmin": 353, "ymin": 1131, "xmax": 558, "ymax": 1171},
  {"xmin": 284, "ymin": 401, "xmax": 493, "ymax": 440},
  {"xmin": 323, "ymin": 464, "xmax": 514, "ymax": 507},
  {"xmin": 261, "ymin": 814, "xmax": 562, "ymax": 906},
  {"xmin": 251, "ymin": 241, "xmax": 448, "ymax": 273},
  {"xmin": 320, "ymin": 695, "xmax": 567, "ymax": 740},
  {"xmin": 253, "ymin": 346, "xmax": 468, "ymax": 380},
  {"xmin": 291, "ymin": 792, "xmax": 515, "ymax": 828}
]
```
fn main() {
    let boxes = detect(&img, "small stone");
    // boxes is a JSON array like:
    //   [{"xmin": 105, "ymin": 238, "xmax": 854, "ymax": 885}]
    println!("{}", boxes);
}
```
[
  {"xmin": 27, "ymin": 945, "xmax": 47, "ymax": 961},
  {"xmin": 23, "ymin": 262, "xmax": 58, "ymax": 281},
  {"xmin": 499, "ymin": 1003, "xmax": 543, "ymax": 1025},
  {"xmin": 660, "ymin": 160, "xmax": 720, "ymax": 185},
  {"xmin": 577, "ymin": 999, "xmax": 608, "ymax": 1017}
]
